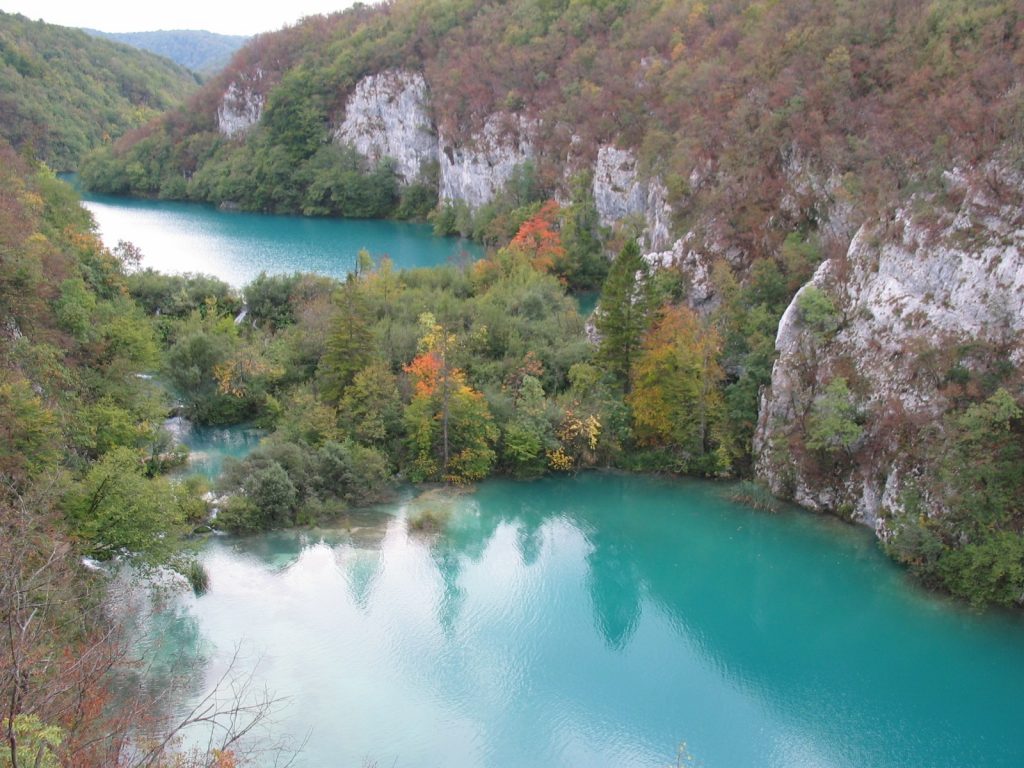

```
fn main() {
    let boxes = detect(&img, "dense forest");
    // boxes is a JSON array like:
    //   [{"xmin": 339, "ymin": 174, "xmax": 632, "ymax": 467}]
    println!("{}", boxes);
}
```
[
  {"xmin": 2, "ymin": 0, "xmax": 1024, "ymax": 763},
  {"xmin": 0, "ymin": 138, "xmax": 296, "ymax": 766},
  {"xmin": 82, "ymin": 0, "xmax": 1022, "ymax": 258},
  {"xmin": 0, "ymin": 11, "xmax": 199, "ymax": 170},
  {"xmin": 82, "ymin": 29, "xmax": 250, "ymax": 76}
]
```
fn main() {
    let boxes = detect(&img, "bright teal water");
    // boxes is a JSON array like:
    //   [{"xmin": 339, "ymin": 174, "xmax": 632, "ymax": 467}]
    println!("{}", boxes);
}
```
[
  {"xmin": 164, "ymin": 416, "xmax": 264, "ymax": 480},
  {"xmin": 75, "ymin": 187, "xmax": 482, "ymax": 286},
  {"xmin": 154, "ymin": 474, "xmax": 1024, "ymax": 768}
]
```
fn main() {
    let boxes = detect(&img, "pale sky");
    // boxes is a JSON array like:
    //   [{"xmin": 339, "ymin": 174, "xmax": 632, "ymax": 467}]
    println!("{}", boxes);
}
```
[{"xmin": 1, "ymin": 1, "xmax": 363, "ymax": 36}]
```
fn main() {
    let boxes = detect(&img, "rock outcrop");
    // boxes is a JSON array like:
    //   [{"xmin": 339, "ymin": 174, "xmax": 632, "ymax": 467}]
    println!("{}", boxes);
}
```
[
  {"xmin": 217, "ymin": 74, "xmax": 265, "ymax": 138},
  {"xmin": 754, "ymin": 171, "xmax": 1024, "ymax": 532},
  {"xmin": 592, "ymin": 146, "xmax": 673, "ymax": 251},
  {"xmin": 333, "ymin": 70, "xmax": 438, "ymax": 183},
  {"xmin": 642, "ymin": 233, "xmax": 718, "ymax": 311},
  {"xmin": 439, "ymin": 113, "xmax": 534, "ymax": 208}
]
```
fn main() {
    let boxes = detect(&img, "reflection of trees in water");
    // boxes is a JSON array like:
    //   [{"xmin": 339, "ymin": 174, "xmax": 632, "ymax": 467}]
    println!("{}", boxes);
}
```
[
  {"xmin": 431, "ymin": 544, "xmax": 466, "ymax": 636},
  {"xmin": 109, "ymin": 578, "xmax": 212, "ymax": 741},
  {"xmin": 586, "ymin": 536, "xmax": 643, "ymax": 650},
  {"xmin": 339, "ymin": 547, "xmax": 384, "ymax": 611}
]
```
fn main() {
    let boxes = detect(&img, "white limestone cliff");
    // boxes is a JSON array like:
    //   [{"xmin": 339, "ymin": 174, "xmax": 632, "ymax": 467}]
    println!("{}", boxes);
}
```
[
  {"xmin": 754, "ymin": 170, "xmax": 1024, "ymax": 532},
  {"xmin": 217, "ymin": 73, "xmax": 265, "ymax": 138},
  {"xmin": 333, "ymin": 70, "xmax": 438, "ymax": 183},
  {"xmin": 438, "ymin": 114, "xmax": 535, "ymax": 208},
  {"xmin": 592, "ymin": 146, "xmax": 673, "ymax": 252}
]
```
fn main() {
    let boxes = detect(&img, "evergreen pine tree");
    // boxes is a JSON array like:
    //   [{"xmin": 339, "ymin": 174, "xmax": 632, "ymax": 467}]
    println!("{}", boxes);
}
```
[
  {"xmin": 318, "ymin": 275, "xmax": 372, "ymax": 403},
  {"xmin": 596, "ymin": 240, "xmax": 650, "ymax": 391}
]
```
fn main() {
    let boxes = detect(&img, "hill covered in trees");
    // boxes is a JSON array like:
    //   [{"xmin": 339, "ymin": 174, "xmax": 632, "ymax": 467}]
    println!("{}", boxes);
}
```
[
  {"xmin": 0, "ymin": 11, "xmax": 199, "ymax": 169},
  {"xmin": 0, "ymin": 136, "xmax": 294, "ymax": 765},
  {"xmin": 82, "ymin": 29, "xmax": 249, "ymax": 76},
  {"xmin": 82, "ymin": 0, "xmax": 1022, "ymax": 256},
  {"xmin": 75, "ymin": 0, "xmax": 1024, "ymax": 607}
]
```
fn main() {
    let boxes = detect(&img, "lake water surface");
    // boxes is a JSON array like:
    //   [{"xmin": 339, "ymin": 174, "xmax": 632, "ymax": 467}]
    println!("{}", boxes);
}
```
[
  {"xmin": 153, "ymin": 474, "xmax": 1024, "ymax": 768},
  {"xmin": 84, "ymin": 183, "xmax": 1023, "ymax": 766},
  {"xmin": 76, "ymin": 188, "xmax": 482, "ymax": 286}
]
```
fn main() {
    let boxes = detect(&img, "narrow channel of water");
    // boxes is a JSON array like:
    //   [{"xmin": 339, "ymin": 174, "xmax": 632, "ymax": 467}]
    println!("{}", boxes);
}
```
[
  {"xmin": 150, "ymin": 474, "xmax": 1024, "ymax": 768},
  {"xmin": 164, "ymin": 416, "xmax": 265, "ymax": 481}
]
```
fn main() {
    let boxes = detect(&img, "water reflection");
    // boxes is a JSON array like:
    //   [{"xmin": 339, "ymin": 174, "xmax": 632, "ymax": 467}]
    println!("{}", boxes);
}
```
[{"xmin": 157, "ymin": 474, "xmax": 1024, "ymax": 768}]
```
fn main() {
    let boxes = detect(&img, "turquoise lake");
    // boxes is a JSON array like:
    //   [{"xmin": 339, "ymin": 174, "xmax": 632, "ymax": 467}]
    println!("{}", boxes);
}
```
[
  {"xmin": 153, "ymin": 474, "xmax": 1024, "ymax": 768},
  {"xmin": 79, "ymin": 183, "xmax": 1022, "ymax": 766},
  {"xmin": 76, "ymin": 188, "xmax": 482, "ymax": 286}
]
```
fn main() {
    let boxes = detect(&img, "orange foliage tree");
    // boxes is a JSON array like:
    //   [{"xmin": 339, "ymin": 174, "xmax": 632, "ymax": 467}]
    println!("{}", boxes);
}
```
[
  {"xmin": 628, "ymin": 304, "xmax": 730, "ymax": 474},
  {"xmin": 403, "ymin": 313, "xmax": 497, "ymax": 483},
  {"xmin": 506, "ymin": 200, "xmax": 566, "ymax": 274}
]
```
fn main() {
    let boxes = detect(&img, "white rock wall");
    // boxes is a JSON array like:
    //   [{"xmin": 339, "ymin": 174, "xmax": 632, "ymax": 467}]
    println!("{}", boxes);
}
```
[
  {"xmin": 333, "ymin": 70, "xmax": 438, "ymax": 183},
  {"xmin": 755, "ymin": 179, "xmax": 1024, "ymax": 531},
  {"xmin": 592, "ymin": 146, "xmax": 674, "ymax": 252},
  {"xmin": 438, "ymin": 114, "xmax": 535, "ymax": 208},
  {"xmin": 217, "ymin": 74, "xmax": 265, "ymax": 138}
]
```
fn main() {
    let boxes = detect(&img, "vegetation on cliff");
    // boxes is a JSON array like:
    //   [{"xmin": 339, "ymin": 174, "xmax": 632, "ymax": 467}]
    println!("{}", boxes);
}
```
[{"xmin": 0, "ymin": 141, "xmax": 287, "ymax": 766}]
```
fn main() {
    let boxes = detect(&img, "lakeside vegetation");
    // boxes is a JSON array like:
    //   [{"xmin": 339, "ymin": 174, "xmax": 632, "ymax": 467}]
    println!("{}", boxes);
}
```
[{"xmin": 1, "ymin": 2, "xmax": 1023, "ymax": 766}]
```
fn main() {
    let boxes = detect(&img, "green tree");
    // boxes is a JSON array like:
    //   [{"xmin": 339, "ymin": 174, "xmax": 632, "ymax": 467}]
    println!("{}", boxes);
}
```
[
  {"xmin": 244, "ymin": 461, "xmax": 298, "ymax": 527},
  {"xmin": 560, "ymin": 171, "xmax": 607, "ymax": 289},
  {"xmin": 502, "ymin": 374, "xmax": 553, "ymax": 476},
  {"xmin": 806, "ymin": 377, "xmax": 862, "ymax": 455},
  {"xmin": 797, "ymin": 285, "xmax": 840, "ymax": 339},
  {"xmin": 318, "ymin": 276, "xmax": 373, "ymax": 403},
  {"xmin": 596, "ymin": 240, "xmax": 650, "ymax": 390},
  {"xmin": 942, "ymin": 388, "xmax": 1023, "ymax": 533},
  {"xmin": 315, "ymin": 440, "xmax": 392, "ymax": 505},
  {"xmin": 0, "ymin": 379, "xmax": 60, "ymax": 484},
  {"xmin": 340, "ymin": 361, "xmax": 404, "ymax": 451},
  {"xmin": 64, "ymin": 447, "xmax": 185, "ymax": 567}
]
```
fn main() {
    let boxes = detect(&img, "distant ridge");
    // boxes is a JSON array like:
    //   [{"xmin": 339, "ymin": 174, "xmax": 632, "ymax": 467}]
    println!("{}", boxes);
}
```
[
  {"xmin": 0, "ymin": 11, "xmax": 199, "ymax": 170},
  {"xmin": 83, "ymin": 28, "xmax": 249, "ymax": 75}
]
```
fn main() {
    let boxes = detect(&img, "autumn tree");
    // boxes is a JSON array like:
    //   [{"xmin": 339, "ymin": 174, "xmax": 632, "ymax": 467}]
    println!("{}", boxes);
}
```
[
  {"xmin": 404, "ymin": 313, "xmax": 497, "ymax": 483},
  {"xmin": 506, "ymin": 200, "xmax": 566, "ymax": 274},
  {"xmin": 628, "ymin": 305, "xmax": 729, "ymax": 474}
]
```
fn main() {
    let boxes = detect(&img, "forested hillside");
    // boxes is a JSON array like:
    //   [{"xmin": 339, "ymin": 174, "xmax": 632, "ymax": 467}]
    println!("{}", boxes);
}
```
[
  {"xmin": 83, "ymin": 0, "xmax": 1021, "ymax": 256},
  {"xmin": 83, "ymin": 29, "xmax": 249, "ymax": 75},
  {"xmin": 0, "ymin": 137, "xmax": 286, "ymax": 765},
  {"xmin": 76, "ymin": 0, "xmax": 1024, "ymax": 607},
  {"xmin": 0, "ymin": 11, "xmax": 199, "ymax": 169}
]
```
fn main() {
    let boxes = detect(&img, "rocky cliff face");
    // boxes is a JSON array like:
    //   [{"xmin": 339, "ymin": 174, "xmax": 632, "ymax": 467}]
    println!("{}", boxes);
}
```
[
  {"xmin": 217, "ymin": 74, "xmax": 265, "ymax": 138},
  {"xmin": 438, "ymin": 113, "xmax": 535, "ymax": 208},
  {"xmin": 754, "ymin": 170, "xmax": 1024, "ymax": 532},
  {"xmin": 333, "ymin": 70, "xmax": 438, "ymax": 183},
  {"xmin": 592, "ymin": 146, "xmax": 673, "ymax": 252},
  {"xmin": 222, "ymin": 67, "xmax": 682, "ymax": 244}
]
